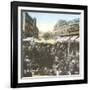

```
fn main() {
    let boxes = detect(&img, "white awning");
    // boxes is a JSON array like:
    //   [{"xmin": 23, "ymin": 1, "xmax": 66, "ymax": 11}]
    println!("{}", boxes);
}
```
[
  {"xmin": 23, "ymin": 37, "xmax": 34, "ymax": 41},
  {"xmin": 75, "ymin": 37, "xmax": 79, "ymax": 42},
  {"xmin": 63, "ymin": 36, "xmax": 70, "ymax": 41},
  {"xmin": 22, "ymin": 36, "xmax": 79, "ymax": 43},
  {"xmin": 70, "ymin": 36, "xmax": 78, "ymax": 41}
]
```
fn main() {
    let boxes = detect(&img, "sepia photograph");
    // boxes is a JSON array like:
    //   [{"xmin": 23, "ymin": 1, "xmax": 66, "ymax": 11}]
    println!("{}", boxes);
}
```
[{"xmin": 21, "ymin": 10, "xmax": 80, "ymax": 78}]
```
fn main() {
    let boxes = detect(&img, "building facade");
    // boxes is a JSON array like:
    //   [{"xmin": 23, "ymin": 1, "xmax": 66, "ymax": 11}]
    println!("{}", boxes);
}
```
[
  {"xmin": 22, "ymin": 12, "xmax": 39, "ymax": 38},
  {"xmin": 54, "ymin": 19, "xmax": 79, "ymax": 37}
]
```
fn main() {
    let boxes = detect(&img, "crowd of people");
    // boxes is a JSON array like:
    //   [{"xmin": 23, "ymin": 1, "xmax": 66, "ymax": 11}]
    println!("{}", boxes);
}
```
[{"xmin": 22, "ymin": 40, "xmax": 79, "ymax": 77}]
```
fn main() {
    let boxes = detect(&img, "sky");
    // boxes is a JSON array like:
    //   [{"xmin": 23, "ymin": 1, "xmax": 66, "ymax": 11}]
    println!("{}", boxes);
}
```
[{"xmin": 28, "ymin": 11, "xmax": 80, "ymax": 33}]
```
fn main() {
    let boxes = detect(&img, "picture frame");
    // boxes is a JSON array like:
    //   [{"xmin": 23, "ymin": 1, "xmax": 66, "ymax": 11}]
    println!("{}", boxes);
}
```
[{"xmin": 11, "ymin": 1, "xmax": 88, "ymax": 88}]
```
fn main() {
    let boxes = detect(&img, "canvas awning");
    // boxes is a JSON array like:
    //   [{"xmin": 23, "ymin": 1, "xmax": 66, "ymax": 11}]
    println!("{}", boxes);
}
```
[
  {"xmin": 22, "ymin": 36, "xmax": 79, "ymax": 44},
  {"xmin": 70, "ymin": 36, "xmax": 78, "ymax": 41},
  {"xmin": 23, "ymin": 37, "xmax": 34, "ymax": 41}
]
